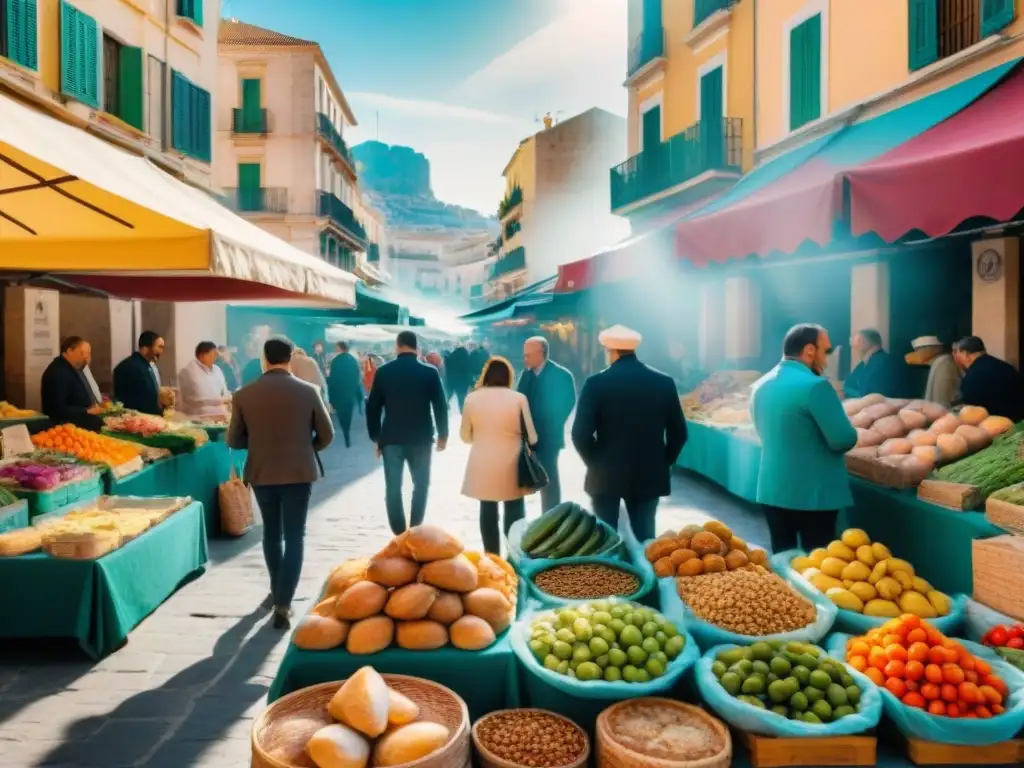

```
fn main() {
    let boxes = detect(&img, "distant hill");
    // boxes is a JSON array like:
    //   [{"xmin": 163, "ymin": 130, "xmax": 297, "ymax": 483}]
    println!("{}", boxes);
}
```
[{"xmin": 352, "ymin": 141, "xmax": 496, "ymax": 230}]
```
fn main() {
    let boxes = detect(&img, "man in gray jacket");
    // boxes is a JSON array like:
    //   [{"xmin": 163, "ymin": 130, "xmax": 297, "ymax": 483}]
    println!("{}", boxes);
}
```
[{"xmin": 227, "ymin": 336, "xmax": 334, "ymax": 628}]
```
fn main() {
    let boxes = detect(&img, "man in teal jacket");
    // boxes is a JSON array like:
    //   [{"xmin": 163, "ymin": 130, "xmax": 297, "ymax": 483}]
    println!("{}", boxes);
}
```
[{"xmin": 750, "ymin": 324, "xmax": 858, "ymax": 552}]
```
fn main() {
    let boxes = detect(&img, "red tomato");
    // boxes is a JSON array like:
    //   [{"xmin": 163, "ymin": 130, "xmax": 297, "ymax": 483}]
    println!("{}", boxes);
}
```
[
  {"xmin": 984, "ymin": 626, "xmax": 1008, "ymax": 646},
  {"xmin": 1008, "ymin": 624, "xmax": 1024, "ymax": 640},
  {"xmin": 1007, "ymin": 637, "xmax": 1024, "ymax": 649}
]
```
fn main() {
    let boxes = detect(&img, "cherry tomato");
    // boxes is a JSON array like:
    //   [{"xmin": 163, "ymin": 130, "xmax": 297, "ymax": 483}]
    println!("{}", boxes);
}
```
[
  {"xmin": 1008, "ymin": 624, "xmax": 1024, "ymax": 640},
  {"xmin": 986, "ymin": 627, "xmax": 1009, "ymax": 647},
  {"xmin": 1007, "ymin": 637, "xmax": 1024, "ymax": 650}
]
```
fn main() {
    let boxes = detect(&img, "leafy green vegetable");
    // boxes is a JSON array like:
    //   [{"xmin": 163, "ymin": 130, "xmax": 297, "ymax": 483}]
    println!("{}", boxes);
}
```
[{"xmin": 932, "ymin": 422, "xmax": 1024, "ymax": 497}]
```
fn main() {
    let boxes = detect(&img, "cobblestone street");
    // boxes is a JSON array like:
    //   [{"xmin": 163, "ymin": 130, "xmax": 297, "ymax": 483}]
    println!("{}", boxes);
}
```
[{"xmin": 0, "ymin": 416, "xmax": 764, "ymax": 767}]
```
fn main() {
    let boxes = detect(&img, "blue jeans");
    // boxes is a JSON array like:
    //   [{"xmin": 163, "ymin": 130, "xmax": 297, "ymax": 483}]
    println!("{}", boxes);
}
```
[
  {"xmin": 254, "ymin": 483, "xmax": 312, "ymax": 609},
  {"xmin": 591, "ymin": 496, "xmax": 659, "ymax": 542},
  {"xmin": 382, "ymin": 445, "xmax": 432, "ymax": 535}
]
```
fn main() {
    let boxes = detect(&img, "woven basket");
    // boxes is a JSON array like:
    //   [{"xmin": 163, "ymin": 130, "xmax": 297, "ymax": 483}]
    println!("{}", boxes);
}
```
[
  {"xmin": 596, "ymin": 699, "xmax": 731, "ymax": 768},
  {"xmin": 251, "ymin": 675, "xmax": 471, "ymax": 768},
  {"xmin": 219, "ymin": 461, "xmax": 253, "ymax": 538},
  {"xmin": 472, "ymin": 708, "xmax": 589, "ymax": 768},
  {"xmin": 43, "ymin": 530, "xmax": 120, "ymax": 560}
]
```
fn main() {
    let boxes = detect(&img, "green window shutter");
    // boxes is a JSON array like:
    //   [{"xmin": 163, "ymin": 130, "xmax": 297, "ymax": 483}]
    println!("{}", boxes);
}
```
[
  {"xmin": 699, "ymin": 65, "xmax": 724, "ymax": 166},
  {"xmin": 6, "ymin": 0, "xmax": 38, "ymax": 70},
  {"xmin": 60, "ymin": 1, "xmax": 79, "ymax": 98},
  {"xmin": 241, "ymin": 78, "xmax": 261, "ymax": 126},
  {"xmin": 171, "ymin": 70, "xmax": 191, "ymax": 154},
  {"xmin": 79, "ymin": 10, "xmax": 99, "ymax": 108},
  {"xmin": 641, "ymin": 104, "xmax": 661, "ymax": 151},
  {"xmin": 789, "ymin": 22, "xmax": 804, "ymax": 130},
  {"xmin": 118, "ymin": 45, "xmax": 144, "ymax": 129},
  {"xmin": 908, "ymin": 0, "xmax": 938, "ymax": 71},
  {"xmin": 237, "ymin": 163, "xmax": 260, "ymax": 189},
  {"xmin": 981, "ymin": 0, "xmax": 1015, "ymax": 37},
  {"xmin": 192, "ymin": 85, "xmax": 211, "ymax": 161},
  {"xmin": 789, "ymin": 14, "xmax": 821, "ymax": 131},
  {"xmin": 23, "ymin": 0, "xmax": 38, "ymax": 70},
  {"xmin": 177, "ymin": 0, "xmax": 202, "ymax": 26}
]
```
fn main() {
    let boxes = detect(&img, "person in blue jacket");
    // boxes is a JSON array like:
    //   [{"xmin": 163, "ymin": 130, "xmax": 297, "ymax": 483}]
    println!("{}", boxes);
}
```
[{"xmin": 750, "ymin": 323, "xmax": 858, "ymax": 552}]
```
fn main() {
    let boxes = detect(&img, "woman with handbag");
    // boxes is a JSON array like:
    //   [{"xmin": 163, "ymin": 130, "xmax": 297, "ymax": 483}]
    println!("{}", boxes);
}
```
[{"xmin": 460, "ymin": 356, "xmax": 542, "ymax": 554}]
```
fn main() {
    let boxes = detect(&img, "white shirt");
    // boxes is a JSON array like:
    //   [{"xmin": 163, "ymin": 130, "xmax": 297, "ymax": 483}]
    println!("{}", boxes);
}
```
[{"xmin": 178, "ymin": 358, "xmax": 230, "ymax": 418}]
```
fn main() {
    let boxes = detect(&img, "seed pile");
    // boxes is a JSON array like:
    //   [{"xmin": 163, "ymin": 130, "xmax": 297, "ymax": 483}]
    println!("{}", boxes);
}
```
[
  {"xmin": 534, "ymin": 563, "xmax": 639, "ymax": 599},
  {"xmin": 476, "ymin": 710, "xmax": 587, "ymax": 767},
  {"xmin": 608, "ymin": 702, "xmax": 724, "ymax": 761},
  {"xmin": 677, "ymin": 568, "xmax": 816, "ymax": 635}
]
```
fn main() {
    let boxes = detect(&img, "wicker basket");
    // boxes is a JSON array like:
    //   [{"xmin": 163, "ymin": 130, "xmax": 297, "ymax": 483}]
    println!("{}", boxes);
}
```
[
  {"xmin": 596, "ymin": 699, "xmax": 731, "ymax": 768},
  {"xmin": 251, "ymin": 675, "xmax": 471, "ymax": 768},
  {"xmin": 42, "ymin": 530, "xmax": 121, "ymax": 560},
  {"xmin": 219, "ymin": 462, "xmax": 253, "ymax": 538},
  {"xmin": 472, "ymin": 708, "xmax": 589, "ymax": 768}
]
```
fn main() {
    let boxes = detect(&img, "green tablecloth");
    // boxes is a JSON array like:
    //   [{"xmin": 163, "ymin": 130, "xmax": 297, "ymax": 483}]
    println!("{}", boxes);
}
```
[
  {"xmin": 267, "ymin": 633, "xmax": 521, "ymax": 721},
  {"xmin": 0, "ymin": 501, "xmax": 208, "ymax": 659},
  {"xmin": 842, "ymin": 479, "xmax": 1001, "ymax": 595},
  {"xmin": 677, "ymin": 421, "xmax": 761, "ymax": 503}
]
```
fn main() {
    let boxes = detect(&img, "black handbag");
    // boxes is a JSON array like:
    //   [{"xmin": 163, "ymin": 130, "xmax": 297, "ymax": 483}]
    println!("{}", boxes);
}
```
[{"xmin": 518, "ymin": 410, "xmax": 549, "ymax": 491}]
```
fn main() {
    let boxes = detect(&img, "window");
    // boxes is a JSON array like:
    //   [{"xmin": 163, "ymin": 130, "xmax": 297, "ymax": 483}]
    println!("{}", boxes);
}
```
[
  {"xmin": 788, "ymin": 13, "xmax": 822, "ymax": 131},
  {"xmin": 641, "ymin": 104, "xmax": 661, "ymax": 152},
  {"xmin": 910, "ymin": 0, "xmax": 1014, "ymax": 71},
  {"xmin": 101, "ymin": 35, "xmax": 142, "ymax": 129},
  {"xmin": 176, "ymin": 0, "xmax": 202, "ymax": 26},
  {"xmin": 237, "ymin": 163, "xmax": 260, "ymax": 211},
  {"xmin": 60, "ymin": 0, "xmax": 100, "ymax": 108},
  {"xmin": 147, "ymin": 55, "xmax": 165, "ymax": 146},
  {"xmin": 699, "ymin": 65, "xmax": 725, "ymax": 165},
  {"xmin": 171, "ymin": 69, "xmax": 211, "ymax": 161},
  {"xmin": 1, "ymin": 0, "xmax": 39, "ymax": 70}
]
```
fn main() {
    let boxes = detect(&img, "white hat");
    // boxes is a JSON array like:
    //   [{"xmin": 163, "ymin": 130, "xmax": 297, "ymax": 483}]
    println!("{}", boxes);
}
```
[
  {"xmin": 911, "ymin": 335, "xmax": 943, "ymax": 350},
  {"xmin": 599, "ymin": 324, "xmax": 642, "ymax": 351}
]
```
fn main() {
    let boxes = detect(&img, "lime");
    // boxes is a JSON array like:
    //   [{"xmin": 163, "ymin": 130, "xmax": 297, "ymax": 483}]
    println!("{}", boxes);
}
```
[
  {"xmin": 555, "ymin": 628, "xmax": 576, "ymax": 644},
  {"xmin": 741, "ymin": 675, "xmax": 765, "ymax": 695},
  {"xmin": 811, "ymin": 699, "xmax": 833, "ymax": 722},
  {"xmin": 591, "ymin": 601, "xmax": 610, "ymax": 612},
  {"xmin": 634, "ymin": 669, "xmax": 650, "ymax": 683},
  {"xmin": 768, "ymin": 679, "xmax": 791, "ymax": 704},
  {"xmin": 845, "ymin": 685, "xmax": 861, "ymax": 705},
  {"xmin": 752, "ymin": 660, "xmax": 771, "ymax": 677},
  {"xmin": 804, "ymin": 687, "xmax": 824, "ymax": 704},
  {"xmin": 651, "ymin": 651, "xmax": 668, "ymax": 668},
  {"xmin": 543, "ymin": 654, "xmax": 560, "ymax": 671},
  {"xmin": 735, "ymin": 659, "xmax": 754, "ymax": 676},
  {"xmin": 595, "ymin": 654, "xmax": 610, "ymax": 668},
  {"xmin": 770, "ymin": 704, "xmax": 789, "ymax": 717},
  {"xmin": 766, "ymin": 673, "xmax": 780, "ymax": 685},
  {"xmin": 720, "ymin": 671, "xmax": 742, "ymax": 695},
  {"xmin": 750, "ymin": 642, "xmax": 774, "ymax": 661},
  {"xmin": 569, "ymin": 658, "xmax": 582, "ymax": 671},
  {"xmin": 589, "ymin": 637, "xmax": 610, "ymax": 657},
  {"xmin": 645, "ymin": 657, "xmax": 665, "ymax": 678},
  {"xmin": 770, "ymin": 656, "xmax": 792, "ymax": 677},
  {"xmin": 717, "ymin": 648, "xmax": 746, "ymax": 665},
  {"xmin": 630, "ymin": 612, "xmax": 647, "ymax": 627},
  {"xmin": 641, "ymin": 637, "xmax": 661, "ymax": 655},
  {"xmin": 591, "ymin": 610, "xmax": 612, "ymax": 626},
  {"xmin": 528, "ymin": 640, "xmax": 550, "ymax": 660},
  {"xmin": 738, "ymin": 695, "xmax": 765, "ymax": 709},
  {"xmin": 789, "ymin": 691, "xmax": 808, "ymax": 712},
  {"xmin": 641, "ymin": 621, "xmax": 659, "ymax": 639},
  {"xmin": 572, "ymin": 644, "xmax": 592, "ymax": 664},
  {"xmin": 556, "ymin": 660, "xmax": 570, "ymax": 675},
  {"xmin": 552, "ymin": 641, "xmax": 573, "ymax": 661},
  {"xmin": 664, "ymin": 635, "xmax": 685, "ymax": 659},
  {"xmin": 809, "ymin": 670, "xmax": 832, "ymax": 690},
  {"xmin": 827, "ymin": 683, "xmax": 848, "ymax": 708},
  {"xmin": 662, "ymin": 622, "xmax": 679, "ymax": 638},
  {"xmin": 840, "ymin": 672, "xmax": 854, "ymax": 688},
  {"xmin": 792, "ymin": 665, "xmax": 811, "ymax": 685},
  {"xmin": 608, "ymin": 648, "xmax": 627, "ymax": 667},
  {"xmin": 576, "ymin": 661, "xmax": 601, "ymax": 681},
  {"xmin": 620, "ymin": 625, "xmax": 644, "ymax": 648},
  {"xmin": 655, "ymin": 631, "xmax": 667, "ymax": 645},
  {"xmin": 558, "ymin": 609, "xmax": 580, "ymax": 626},
  {"xmin": 833, "ymin": 705, "xmax": 855, "ymax": 719},
  {"xmin": 796, "ymin": 653, "xmax": 819, "ymax": 670},
  {"xmin": 801, "ymin": 712, "xmax": 822, "ymax": 724},
  {"xmin": 604, "ymin": 665, "xmax": 622, "ymax": 682},
  {"xmin": 609, "ymin": 605, "xmax": 627, "ymax": 619},
  {"xmin": 573, "ymin": 619, "xmax": 593, "ymax": 642},
  {"xmin": 622, "ymin": 665, "xmax": 641, "ymax": 683},
  {"xmin": 598, "ymin": 627, "xmax": 618, "ymax": 646},
  {"xmin": 626, "ymin": 645, "xmax": 647, "ymax": 666}
]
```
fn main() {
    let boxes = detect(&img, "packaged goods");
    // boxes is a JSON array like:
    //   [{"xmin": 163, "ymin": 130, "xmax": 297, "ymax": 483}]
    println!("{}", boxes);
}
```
[
  {"xmin": 418, "ymin": 554, "xmax": 479, "ymax": 593},
  {"xmin": 386, "ymin": 689, "xmax": 419, "ymax": 725},
  {"xmin": 449, "ymin": 615, "xmax": 496, "ymax": 651},
  {"xmin": 394, "ymin": 620, "xmax": 448, "ymax": 651},
  {"xmin": 475, "ymin": 709, "xmax": 587, "ymax": 768},
  {"xmin": 328, "ymin": 666, "xmax": 390, "ymax": 737},
  {"xmin": 373, "ymin": 722, "xmax": 450, "ymax": 767},
  {"xmin": 306, "ymin": 723, "xmax": 370, "ymax": 768},
  {"xmin": 293, "ymin": 616, "xmax": 350, "ymax": 651}
]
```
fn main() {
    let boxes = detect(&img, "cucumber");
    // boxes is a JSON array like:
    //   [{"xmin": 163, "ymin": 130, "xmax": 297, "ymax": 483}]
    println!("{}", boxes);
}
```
[
  {"xmin": 529, "ymin": 505, "xmax": 583, "ymax": 557},
  {"xmin": 574, "ymin": 524, "xmax": 606, "ymax": 556},
  {"xmin": 552, "ymin": 512, "xmax": 595, "ymax": 558},
  {"xmin": 521, "ymin": 501, "xmax": 575, "ymax": 552}
]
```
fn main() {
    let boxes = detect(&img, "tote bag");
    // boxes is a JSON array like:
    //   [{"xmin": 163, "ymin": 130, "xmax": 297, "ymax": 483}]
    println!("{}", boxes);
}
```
[{"xmin": 517, "ymin": 410, "xmax": 548, "ymax": 492}]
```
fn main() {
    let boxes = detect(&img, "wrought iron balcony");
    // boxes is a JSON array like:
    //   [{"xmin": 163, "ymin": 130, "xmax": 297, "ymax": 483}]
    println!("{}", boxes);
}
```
[
  {"xmin": 222, "ymin": 187, "xmax": 288, "ymax": 214},
  {"xmin": 610, "ymin": 117, "xmax": 743, "ymax": 212},
  {"xmin": 316, "ymin": 113, "xmax": 355, "ymax": 169},
  {"xmin": 232, "ymin": 108, "xmax": 268, "ymax": 134},
  {"xmin": 498, "ymin": 185, "xmax": 523, "ymax": 219},
  {"xmin": 627, "ymin": 29, "xmax": 666, "ymax": 79},
  {"xmin": 694, "ymin": 0, "xmax": 736, "ymax": 28},
  {"xmin": 491, "ymin": 246, "xmax": 526, "ymax": 279},
  {"xmin": 317, "ymin": 191, "xmax": 368, "ymax": 245}
]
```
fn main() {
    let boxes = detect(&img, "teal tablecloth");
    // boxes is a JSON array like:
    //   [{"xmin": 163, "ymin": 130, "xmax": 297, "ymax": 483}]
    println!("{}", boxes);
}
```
[
  {"xmin": 841, "ymin": 479, "xmax": 1000, "ymax": 595},
  {"xmin": 267, "ymin": 632, "xmax": 521, "ymax": 720},
  {"xmin": 677, "ymin": 421, "xmax": 761, "ymax": 503},
  {"xmin": 0, "ymin": 501, "xmax": 208, "ymax": 659}
]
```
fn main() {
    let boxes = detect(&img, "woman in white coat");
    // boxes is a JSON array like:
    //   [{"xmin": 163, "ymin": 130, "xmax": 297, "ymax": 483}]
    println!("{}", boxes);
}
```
[{"xmin": 460, "ymin": 356, "xmax": 539, "ymax": 553}]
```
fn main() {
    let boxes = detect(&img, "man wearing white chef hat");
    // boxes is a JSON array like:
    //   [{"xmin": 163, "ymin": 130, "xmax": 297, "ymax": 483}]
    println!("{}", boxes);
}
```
[
  {"xmin": 906, "ymin": 335, "xmax": 961, "ymax": 408},
  {"xmin": 571, "ymin": 324, "xmax": 687, "ymax": 541}
]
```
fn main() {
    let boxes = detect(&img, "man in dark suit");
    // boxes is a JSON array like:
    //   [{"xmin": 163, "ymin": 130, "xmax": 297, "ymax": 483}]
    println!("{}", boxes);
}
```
[
  {"xmin": 41, "ymin": 336, "xmax": 104, "ymax": 431},
  {"xmin": 227, "ymin": 337, "xmax": 334, "ymax": 629},
  {"xmin": 518, "ymin": 335, "xmax": 576, "ymax": 512},
  {"xmin": 366, "ymin": 330, "xmax": 449, "ymax": 535},
  {"xmin": 444, "ymin": 343, "xmax": 472, "ymax": 412},
  {"xmin": 571, "ymin": 325, "xmax": 687, "ymax": 541},
  {"xmin": 112, "ymin": 331, "xmax": 164, "ymax": 415},
  {"xmin": 844, "ymin": 329, "xmax": 908, "ymax": 398},
  {"xmin": 952, "ymin": 336, "xmax": 1024, "ymax": 422},
  {"xmin": 328, "ymin": 341, "xmax": 364, "ymax": 448}
]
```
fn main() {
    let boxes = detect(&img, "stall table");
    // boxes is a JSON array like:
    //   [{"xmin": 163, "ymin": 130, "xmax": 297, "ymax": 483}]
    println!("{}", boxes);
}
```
[
  {"xmin": 678, "ymin": 421, "xmax": 761, "ymax": 504},
  {"xmin": 267, "ymin": 635, "xmax": 521, "ymax": 721},
  {"xmin": 0, "ymin": 501, "xmax": 208, "ymax": 659}
]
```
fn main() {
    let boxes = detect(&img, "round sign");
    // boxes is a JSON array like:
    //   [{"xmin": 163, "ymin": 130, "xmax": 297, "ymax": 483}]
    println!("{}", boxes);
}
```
[{"xmin": 977, "ymin": 249, "xmax": 1003, "ymax": 282}]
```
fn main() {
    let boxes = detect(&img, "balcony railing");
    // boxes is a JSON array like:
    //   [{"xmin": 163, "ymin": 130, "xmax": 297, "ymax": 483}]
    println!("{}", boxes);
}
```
[
  {"xmin": 610, "ymin": 117, "xmax": 742, "ymax": 212},
  {"xmin": 491, "ymin": 246, "xmax": 526, "ymax": 279},
  {"xmin": 694, "ymin": 0, "xmax": 735, "ymax": 28},
  {"xmin": 498, "ymin": 185, "xmax": 523, "ymax": 219},
  {"xmin": 627, "ymin": 29, "xmax": 666, "ymax": 79},
  {"xmin": 316, "ymin": 113, "xmax": 355, "ymax": 169},
  {"xmin": 222, "ymin": 187, "xmax": 289, "ymax": 214},
  {"xmin": 366, "ymin": 242, "xmax": 380, "ymax": 262},
  {"xmin": 232, "ymin": 108, "xmax": 268, "ymax": 134},
  {"xmin": 317, "ymin": 191, "xmax": 368, "ymax": 244}
]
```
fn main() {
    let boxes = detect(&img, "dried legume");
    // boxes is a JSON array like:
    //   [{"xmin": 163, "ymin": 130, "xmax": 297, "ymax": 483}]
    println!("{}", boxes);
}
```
[
  {"xmin": 476, "ymin": 710, "xmax": 586, "ymax": 767},
  {"xmin": 534, "ymin": 563, "xmax": 639, "ymax": 599},
  {"xmin": 676, "ymin": 567, "xmax": 815, "ymax": 635}
]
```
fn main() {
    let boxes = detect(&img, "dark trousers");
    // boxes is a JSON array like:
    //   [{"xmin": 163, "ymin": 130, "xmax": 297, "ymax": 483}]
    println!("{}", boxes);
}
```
[
  {"xmin": 762, "ymin": 506, "xmax": 838, "ymax": 553},
  {"xmin": 536, "ymin": 447, "xmax": 561, "ymax": 513},
  {"xmin": 382, "ymin": 444, "xmax": 432, "ymax": 535},
  {"xmin": 334, "ymin": 402, "xmax": 354, "ymax": 447},
  {"xmin": 253, "ymin": 482, "xmax": 312, "ymax": 609},
  {"xmin": 592, "ymin": 496, "xmax": 659, "ymax": 541},
  {"xmin": 479, "ymin": 498, "xmax": 525, "ymax": 555}
]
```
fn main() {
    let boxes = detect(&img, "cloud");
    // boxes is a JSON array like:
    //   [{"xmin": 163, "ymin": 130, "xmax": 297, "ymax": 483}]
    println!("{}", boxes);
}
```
[{"xmin": 345, "ymin": 92, "xmax": 522, "ymax": 125}]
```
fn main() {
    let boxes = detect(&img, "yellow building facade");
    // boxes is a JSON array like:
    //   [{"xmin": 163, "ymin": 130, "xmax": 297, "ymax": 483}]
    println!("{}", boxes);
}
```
[{"xmin": 0, "ymin": 0, "xmax": 219, "ymax": 187}]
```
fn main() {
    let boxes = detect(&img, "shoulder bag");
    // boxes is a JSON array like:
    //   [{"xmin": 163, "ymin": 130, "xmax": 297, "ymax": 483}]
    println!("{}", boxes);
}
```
[{"xmin": 518, "ymin": 409, "xmax": 549, "ymax": 492}]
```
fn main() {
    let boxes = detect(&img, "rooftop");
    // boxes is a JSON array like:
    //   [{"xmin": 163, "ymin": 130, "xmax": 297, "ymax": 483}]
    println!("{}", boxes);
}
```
[{"xmin": 218, "ymin": 19, "xmax": 317, "ymax": 47}]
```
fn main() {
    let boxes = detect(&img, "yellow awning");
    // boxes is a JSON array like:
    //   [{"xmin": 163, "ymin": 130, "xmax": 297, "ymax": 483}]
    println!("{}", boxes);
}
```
[{"xmin": 0, "ymin": 92, "xmax": 356, "ymax": 305}]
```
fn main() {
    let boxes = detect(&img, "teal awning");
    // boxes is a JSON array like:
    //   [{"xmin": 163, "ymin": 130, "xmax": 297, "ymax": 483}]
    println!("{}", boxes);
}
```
[{"xmin": 459, "ymin": 275, "xmax": 557, "ymax": 323}]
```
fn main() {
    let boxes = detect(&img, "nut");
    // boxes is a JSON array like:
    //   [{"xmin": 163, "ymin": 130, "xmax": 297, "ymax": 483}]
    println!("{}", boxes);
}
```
[
  {"xmin": 676, "ymin": 569, "xmax": 815, "ymax": 635},
  {"xmin": 476, "ymin": 710, "xmax": 587, "ymax": 767},
  {"xmin": 534, "ymin": 563, "xmax": 639, "ymax": 600}
]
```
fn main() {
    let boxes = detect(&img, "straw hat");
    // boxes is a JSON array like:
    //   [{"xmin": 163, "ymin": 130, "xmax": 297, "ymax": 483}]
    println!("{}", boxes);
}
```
[
  {"xmin": 598, "ymin": 325, "xmax": 642, "ymax": 351},
  {"xmin": 911, "ymin": 335, "xmax": 943, "ymax": 349}
]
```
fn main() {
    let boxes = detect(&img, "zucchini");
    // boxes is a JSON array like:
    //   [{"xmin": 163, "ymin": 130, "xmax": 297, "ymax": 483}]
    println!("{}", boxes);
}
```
[
  {"xmin": 529, "ymin": 505, "xmax": 583, "ymax": 557},
  {"xmin": 521, "ymin": 501, "xmax": 575, "ymax": 552},
  {"xmin": 574, "ymin": 524, "xmax": 606, "ymax": 556},
  {"xmin": 552, "ymin": 512, "xmax": 595, "ymax": 558}
]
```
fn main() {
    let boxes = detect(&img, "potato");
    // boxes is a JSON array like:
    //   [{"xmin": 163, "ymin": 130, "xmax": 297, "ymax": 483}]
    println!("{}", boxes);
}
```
[
  {"xmin": 907, "ymin": 429, "xmax": 937, "ymax": 447},
  {"xmin": 862, "ymin": 402, "xmax": 898, "ymax": 421},
  {"xmin": 873, "ymin": 415, "xmax": 908, "ymax": 440},
  {"xmin": 851, "ymin": 411, "xmax": 875, "ymax": 429},
  {"xmin": 878, "ymin": 438, "xmax": 912, "ymax": 456},
  {"xmin": 935, "ymin": 433, "xmax": 968, "ymax": 462},
  {"xmin": 898, "ymin": 409, "xmax": 928, "ymax": 432},
  {"xmin": 954, "ymin": 424, "xmax": 992, "ymax": 453},
  {"xmin": 929, "ymin": 414, "xmax": 961, "ymax": 435},
  {"xmin": 958, "ymin": 405, "xmax": 989, "ymax": 426},
  {"xmin": 856, "ymin": 428, "xmax": 884, "ymax": 448}
]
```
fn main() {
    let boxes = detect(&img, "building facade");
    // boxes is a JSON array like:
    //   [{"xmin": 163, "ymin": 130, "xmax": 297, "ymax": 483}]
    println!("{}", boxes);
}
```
[
  {"xmin": 387, "ymin": 228, "xmax": 494, "ymax": 306},
  {"xmin": 0, "ymin": 0, "xmax": 219, "ymax": 187},
  {"xmin": 215, "ymin": 19, "xmax": 368, "ymax": 270},
  {"xmin": 491, "ymin": 108, "xmax": 629, "ymax": 299}
]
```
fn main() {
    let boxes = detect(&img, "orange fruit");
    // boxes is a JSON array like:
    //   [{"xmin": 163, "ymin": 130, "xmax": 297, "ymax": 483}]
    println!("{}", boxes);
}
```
[
  {"xmin": 882, "ymin": 633, "xmax": 902, "ymax": 648},
  {"xmin": 940, "ymin": 683, "xmax": 959, "ymax": 703},
  {"xmin": 884, "ymin": 660, "xmax": 906, "ymax": 679},
  {"xmin": 902, "ymin": 692, "xmax": 925, "ymax": 709},
  {"xmin": 849, "ymin": 640, "xmax": 870, "ymax": 658},
  {"xmin": 975, "ymin": 659, "xmax": 992, "ymax": 677},
  {"xmin": 942, "ymin": 664, "xmax": 965, "ymax": 685},
  {"xmin": 924, "ymin": 664, "xmax": 944, "ymax": 684},
  {"xmin": 908, "ymin": 642, "xmax": 929, "ymax": 662},
  {"xmin": 849, "ymin": 655, "xmax": 868, "ymax": 672},
  {"xmin": 920, "ymin": 682, "xmax": 940, "ymax": 701},
  {"xmin": 904, "ymin": 660, "xmax": 924, "ymax": 681},
  {"xmin": 927, "ymin": 700, "xmax": 946, "ymax": 716},
  {"xmin": 946, "ymin": 703, "xmax": 961, "ymax": 718},
  {"xmin": 885, "ymin": 678, "xmax": 906, "ymax": 698},
  {"xmin": 865, "ymin": 667, "xmax": 885, "ymax": 686},
  {"xmin": 978, "ymin": 685, "xmax": 1002, "ymax": 706},
  {"xmin": 886, "ymin": 644, "xmax": 908, "ymax": 663},
  {"xmin": 900, "ymin": 614, "xmax": 921, "ymax": 630},
  {"xmin": 868, "ymin": 646, "xmax": 888, "ymax": 670},
  {"xmin": 927, "ymin": 646, "xmax": 947, "ymax": 664},
  {"xmin": 958, "ymin": 682, "xmax": 981, "ymax": 704},
  {"xmin": 975, "ymin": 705, "xmax": 993, "ymax": 719}
]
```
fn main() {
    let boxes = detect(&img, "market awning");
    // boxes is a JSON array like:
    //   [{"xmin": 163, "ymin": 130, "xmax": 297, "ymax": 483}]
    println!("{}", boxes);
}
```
[
  {"xmin": 673, "ymin": 58, "xmax": 1020, "ymax": 266},
  {"xmin": 0, "ymin": 92, "xmax": 357, "ymax": 305},
  {"xmin": 459, "ymin": 276, "xmax": 557, "ymax": 324},
  {"xmin": 847, "ymin": 63, "xmax": 1024, "ymax": 240}
]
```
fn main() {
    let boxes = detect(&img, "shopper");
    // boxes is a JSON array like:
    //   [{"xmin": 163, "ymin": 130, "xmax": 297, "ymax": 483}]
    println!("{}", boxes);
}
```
[
  {"xmin": 845, "ymin": 329, "xmax": 907, "ymax": 398},
  {"xmin": 905, "ymin": 335, "xmax": 961, "ymax": 407},
  {"xmin": 952, "ymin": 335, "xmax": 1024, "ymax": 421},
  {"xmin": 445, "ymin": 342, "xmax": 472, "ymax": 412},
  {"xmin": 518, "ymin": 335, "xmax": 576, "ymax": 512},
  {"xmin": 750, "ymin": 323, "xmax": 858, "ymax": 552},
  {"xmin": 291, "ymin": 348, "xmax": 326, "ymax": 397},
  {"xmin": 366, "ymin": 330, "xmax": 449, "ymax": 535},
  {"xmin": 227, "ymin": 336, "xmax": 334, "ymax": 629},
  {"xmin": 40, "ymin": 336, "xmax": 105, "ymax": 431},
  {"xmin": 112, "ymin": 331, "xmax": 165, "ymax": 415},
  {"xmin": 571, "ymin": 325, "xmax": 687, "ymax": 541},
  {"xmin": 460, "ymin": 357, "xmax": 539, "ymax": 554},
  {"xmin": 328, "ymin": 341, "xmax": 363, "ymax": 448},
  {"xmin": 178, "ymin": 341, "xmax": 232, "ymax": 419}
]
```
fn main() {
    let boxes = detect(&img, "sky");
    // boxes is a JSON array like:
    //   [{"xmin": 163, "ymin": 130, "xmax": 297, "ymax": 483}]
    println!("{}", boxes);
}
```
[{"xmin": 221, "ymin": 0, "xmax": 628, "ymax": 214}]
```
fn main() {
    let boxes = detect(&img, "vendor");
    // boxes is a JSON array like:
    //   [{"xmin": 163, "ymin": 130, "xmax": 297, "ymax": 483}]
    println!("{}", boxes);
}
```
[
  {"xmin": 905, "ymin": 335, "xmax": 961, "ymax": 408},
  {"xmin": 952, "ymin": 336, "xmax": 1024, "ymax": 421},
  {"xmin": 844, "ymin": 329, "xmax": 907, "ymax": 398},
  {"xmin": 178, "ymin": 341, "xmax": 232, "ymax": 419},
  {"xmin": 40, "ymin": 336, "xmax": 104, "ymax": 431},
  {"xmin": 112, "ymin": 331, "xmax": 165, "ymax": 415}
]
